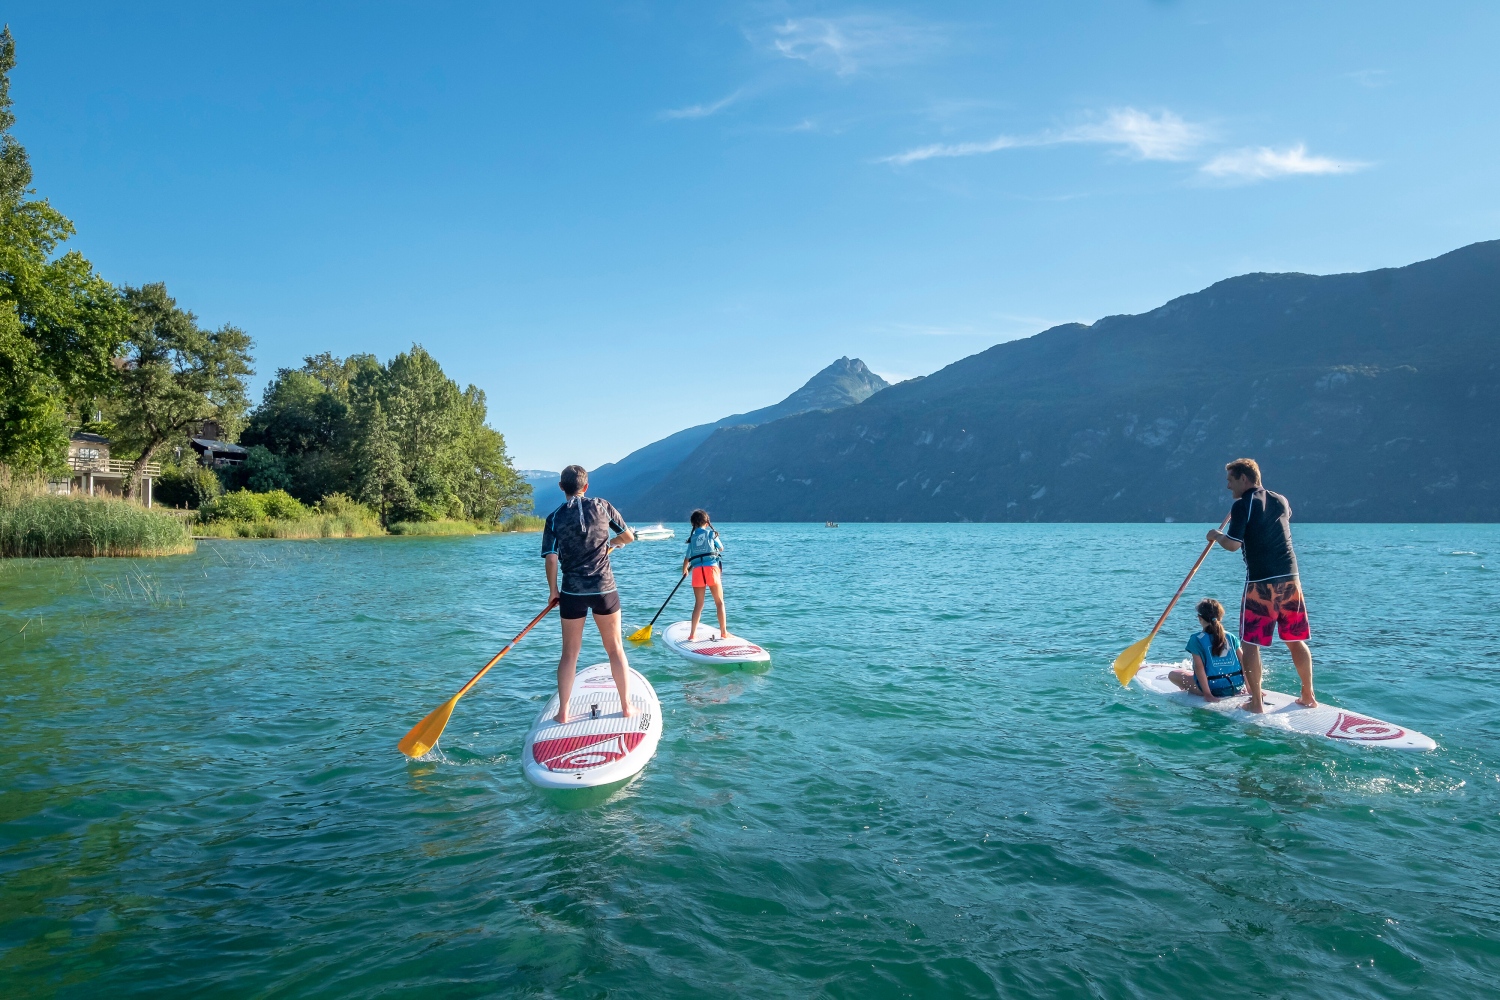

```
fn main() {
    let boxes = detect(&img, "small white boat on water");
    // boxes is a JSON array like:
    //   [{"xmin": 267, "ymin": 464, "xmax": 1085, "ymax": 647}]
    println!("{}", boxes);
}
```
[{"xmin": 634, "ymin": 524, "xmax": 675, "ymax": 541}]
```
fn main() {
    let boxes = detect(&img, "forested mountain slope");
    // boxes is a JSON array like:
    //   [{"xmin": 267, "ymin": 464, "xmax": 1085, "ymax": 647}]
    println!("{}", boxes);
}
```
[{"xmin": 633, "ymin": 241, "xmax": 1500, "ymax": 522}]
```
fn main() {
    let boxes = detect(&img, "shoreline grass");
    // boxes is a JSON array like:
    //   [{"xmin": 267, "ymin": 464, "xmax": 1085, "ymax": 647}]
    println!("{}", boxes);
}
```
[
  {"xmin": 1, "ymin": 481, "xmax": 196, "ymax": 558},
  {"xmin": 193, "ymin": 512, "xmax": 386, "ymax": 539},
  {"xmin": 387, "ymin": 519, "xmax": 485, "ymax": 536},
  {"xmin": 500, "ymin": 513, "xmax": 544, "ymax": 532}
]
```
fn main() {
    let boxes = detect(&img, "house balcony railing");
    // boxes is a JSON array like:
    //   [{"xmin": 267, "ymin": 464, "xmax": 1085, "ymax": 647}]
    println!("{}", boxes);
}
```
[{"xmin": 67, "ymin": 456, "xmax": 162, "ymax": 477}]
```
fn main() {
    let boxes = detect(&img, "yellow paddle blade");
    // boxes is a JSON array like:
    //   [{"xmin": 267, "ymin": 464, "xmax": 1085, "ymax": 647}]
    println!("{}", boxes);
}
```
[
  {"xmin": 627, "ymin": 623, "xmax": 653, "ymax": 643},
  {"xmin": 397, "ymin": 694, "xmax": 461, "ymax": 758},
  {"xmin": 1111, "ymin": 634, "xmax": 1155, "ymax": 686}
]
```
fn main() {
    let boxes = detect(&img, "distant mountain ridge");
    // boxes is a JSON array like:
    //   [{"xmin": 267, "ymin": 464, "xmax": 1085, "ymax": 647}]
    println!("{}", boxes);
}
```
[
  {"xmin": 586, "ymin": 357, "xmax": 888, "ymax": 512},
  {"xmin": 631, "ymin": 240, "xmax": 1500, "ymax": 522}
]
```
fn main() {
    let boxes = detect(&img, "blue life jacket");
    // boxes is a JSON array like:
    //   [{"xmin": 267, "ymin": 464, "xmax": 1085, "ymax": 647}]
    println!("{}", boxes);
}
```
[
  {"xmin": 1186, "ymin": 630, "xmax": 1244, "ymax": 697},
  {"xmin": 684, "ymin": 526, "xmax": 723, "ymax": 569}
]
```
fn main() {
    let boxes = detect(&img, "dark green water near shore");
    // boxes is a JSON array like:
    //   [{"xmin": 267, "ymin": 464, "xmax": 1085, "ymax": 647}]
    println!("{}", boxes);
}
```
[{"xmin": 2, "ymin": 524, "xmax": 1497, "ymax": 998}]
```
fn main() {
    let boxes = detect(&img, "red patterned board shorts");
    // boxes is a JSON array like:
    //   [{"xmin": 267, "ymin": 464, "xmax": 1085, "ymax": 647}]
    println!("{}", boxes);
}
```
[{"xmin": 1240, "ymin": 577, "xmax": 1311, "ymax": 648}]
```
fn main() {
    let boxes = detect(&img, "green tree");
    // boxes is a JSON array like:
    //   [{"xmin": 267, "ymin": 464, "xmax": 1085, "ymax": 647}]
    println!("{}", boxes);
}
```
[
  {"xmin": 0, "ymin": 28, "xmax": 127, "ymax": 472},
  {"xmin": 354, "ymin": 400, "xmax": 418, "ymax": 523},
  {"xmin": 454, "ymin": 386, "xmax": 529, "ymax": 522},
  {"xmin": 111, "ymin": 283, "xmax": 254, "ymax": 497}
]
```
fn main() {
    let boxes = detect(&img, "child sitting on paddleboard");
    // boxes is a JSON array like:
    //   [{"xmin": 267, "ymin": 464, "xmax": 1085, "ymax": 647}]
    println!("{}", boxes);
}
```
[
  {"xmin": 682, "ymin": 509, "xmax": 729, "ymax": 640},
  {"xmin": 1169, "ymin": 598, "xmax": 1246, "ymax": 701}
]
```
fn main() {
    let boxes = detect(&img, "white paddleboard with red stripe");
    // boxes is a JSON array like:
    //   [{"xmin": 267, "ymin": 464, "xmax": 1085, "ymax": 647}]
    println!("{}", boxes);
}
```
[
  {"xmin": 661, "ymin": 621, "xmax": 771, "ymax": 666},
  {"xmin": 1135, "ymin": 662, "xmax": 1435, "ymax": 750},
  {"xmin": 522, "ymin": 663, "xmax": 662, "ymax": 789}
]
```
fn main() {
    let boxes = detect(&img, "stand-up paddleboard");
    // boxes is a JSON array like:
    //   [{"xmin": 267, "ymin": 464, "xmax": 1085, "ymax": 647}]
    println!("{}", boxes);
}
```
[
  {"xmin": 660, "ymin": 621, "xmax": 771, "ymax": 666},
  {"xmin": 522, "ymin": 663, "xmax": 662, "ymax": 789},
  {"xmin": 1134, "ymin": 661, "xmax": 1435, "ymax": 750}
]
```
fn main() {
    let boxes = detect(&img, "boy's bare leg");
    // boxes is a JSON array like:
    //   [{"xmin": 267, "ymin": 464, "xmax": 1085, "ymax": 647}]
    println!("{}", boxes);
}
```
[
  {"xmin": 595, "ymin": 610, "xmax": 634, "ymax": 717},
  {"xmin": 556, "ymin": 615, "xmax": 585, "ymax": 723},
  {"xmin": 1287, "ymin": 640, "xmax": 1316, "ymax": 707},
  {"xmin": 1241, "ymin": 644, "xmax": 1266, "ymax": 713}
]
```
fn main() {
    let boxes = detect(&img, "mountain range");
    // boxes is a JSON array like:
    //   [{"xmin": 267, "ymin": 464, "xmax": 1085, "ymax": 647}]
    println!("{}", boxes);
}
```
[{"xmin": 627, "ymin": 240, "xmax": 1500, "ymax": 522}]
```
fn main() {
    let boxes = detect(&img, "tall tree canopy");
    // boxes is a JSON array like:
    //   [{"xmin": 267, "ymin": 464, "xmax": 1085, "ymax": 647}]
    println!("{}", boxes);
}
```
[
  {"xmin": 0, "ymin": 28, "xmax": 127, "ymax": 472},
  {"xmin": 111, "ymin": 283, "xmax": 254, "ymax": 495},
  {"xmin": 241, "ymin": 345, "xmax": 528, "ymax": 523}
]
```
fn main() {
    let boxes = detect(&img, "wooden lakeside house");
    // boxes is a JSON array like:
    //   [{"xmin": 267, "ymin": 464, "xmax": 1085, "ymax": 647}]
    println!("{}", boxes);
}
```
[
  {"xmin": 189, "ymin": 437, "xmax": 247, "ymax": 468},
  {"xmin": 48, "ymin": 432, "xmax": 162, "ymax": 506}
]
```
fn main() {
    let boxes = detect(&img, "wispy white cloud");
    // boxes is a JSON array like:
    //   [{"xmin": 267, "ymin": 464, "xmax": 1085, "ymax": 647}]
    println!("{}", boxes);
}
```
[
  {"xmin": 767, "ymin": 15, "xmax": 942, "ymax": 76},
  {"xmin": 660, "ymin": 89, "xmax": 744, "ymax": 121},
  {"xmin": 882, "ymin": 108, "xmax": 1208, "ymax": 166},
  {"xmin": 1063, "ymin": 108, "xmax": 1206, "ymax": 161},
  {"xmin": 1199, "ymin": 144, "xmax": 1368, "ymax": 181}
]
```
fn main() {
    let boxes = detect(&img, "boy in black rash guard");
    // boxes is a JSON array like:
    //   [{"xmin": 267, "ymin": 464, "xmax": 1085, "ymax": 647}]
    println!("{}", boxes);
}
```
[
  {"xmin": 1206, "ymin": 457, "xmax": 1315, "ymax": 714},
  {"xmin": 540, "ymin": 465, "xmax": 635, "ymax": 724}
]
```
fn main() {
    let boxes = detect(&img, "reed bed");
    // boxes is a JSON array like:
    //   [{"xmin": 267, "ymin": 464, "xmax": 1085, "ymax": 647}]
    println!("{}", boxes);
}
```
[
  {"xmin": 500, "ymin": 513, "xmax": 545, "ymax": 532},
  {"xmin": 0, "ymin": 477, "xmax": 195, "ymax": 558}
]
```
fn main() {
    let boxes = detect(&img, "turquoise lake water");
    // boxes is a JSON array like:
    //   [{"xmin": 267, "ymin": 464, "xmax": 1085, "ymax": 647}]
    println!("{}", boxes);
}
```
[{"xmin": 2, "ymin": 523, "xmax": 1498, "ymax": 998}]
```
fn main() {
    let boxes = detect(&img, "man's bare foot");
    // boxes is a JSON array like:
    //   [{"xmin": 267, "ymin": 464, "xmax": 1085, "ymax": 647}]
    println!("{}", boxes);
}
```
[
  {"xmin": 1295, "ymin": 694, "xmax": 1318, "ymax": 708},
  {"xmin": 1245, "ymin": 698, "xmax": 1267, "ymax": 714}
]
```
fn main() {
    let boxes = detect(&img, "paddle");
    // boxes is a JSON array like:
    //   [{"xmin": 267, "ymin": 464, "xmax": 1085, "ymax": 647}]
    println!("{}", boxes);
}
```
[
  {"xmin": 627, "ymin": 573, "xmax": 687, "ymax": 643},
  {"xmin": 397, "ymin": 597, "xmax": 559, "ymax": 758},
  {"xmin": 1112, "ymin": 516, "xmax": 1230, "ymax": 686}
]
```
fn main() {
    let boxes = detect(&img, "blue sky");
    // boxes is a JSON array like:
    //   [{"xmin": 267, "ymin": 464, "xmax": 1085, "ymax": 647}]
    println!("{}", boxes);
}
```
[{"xmin": 10, "ymin": 2, "xmax": 1499, "ymax": 469}]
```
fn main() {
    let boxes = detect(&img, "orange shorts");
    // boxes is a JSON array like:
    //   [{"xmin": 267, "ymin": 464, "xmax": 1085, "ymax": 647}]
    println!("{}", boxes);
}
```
[{"xmin": 690, "ymin": 564, "xmax": 720, "ymax": 587}]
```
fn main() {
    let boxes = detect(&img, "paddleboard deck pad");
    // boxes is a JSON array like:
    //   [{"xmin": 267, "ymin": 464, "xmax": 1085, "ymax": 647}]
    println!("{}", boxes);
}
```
[
  {"xmin": 523, "ymin": 663, "xmax": 662, "ymax": 789},
  {"xmin": 1135, "ymin": 661, "xmax": 1435, "ymax": 750},
  {"xmin": 661, "ymin": 621, "xmax": 770, "ymax": 665}
]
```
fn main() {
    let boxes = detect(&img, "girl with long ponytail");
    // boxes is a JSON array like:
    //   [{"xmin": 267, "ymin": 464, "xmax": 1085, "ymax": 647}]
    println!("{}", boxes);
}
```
[{"xmin": 1168, "ymin": 598, "xmax": 1246, "ymax": 701}]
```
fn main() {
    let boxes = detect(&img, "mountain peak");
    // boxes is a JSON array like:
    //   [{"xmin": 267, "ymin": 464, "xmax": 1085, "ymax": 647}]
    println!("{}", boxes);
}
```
[{"xmin": 773, "ymin": 357, "xmax": 889, "ymax": 415}]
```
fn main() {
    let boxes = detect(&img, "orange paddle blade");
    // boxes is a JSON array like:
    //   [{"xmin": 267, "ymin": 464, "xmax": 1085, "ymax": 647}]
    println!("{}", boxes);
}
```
[
  {"xmin": 1112, "ymin": 634, "xmax": 1155, "ymax": 687},
  {"xmin": 397, "ymin": 694, "xmax": 461, "ymax": 758}
]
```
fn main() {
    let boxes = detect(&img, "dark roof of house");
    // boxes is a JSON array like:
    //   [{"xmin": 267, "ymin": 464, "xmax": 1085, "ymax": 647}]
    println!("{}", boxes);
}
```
[
  {"xmin": 190, "ymin": 438, "xmax": 248, "ymax": 454},
  {"xmin": 70, "ymin": 431, "xmax": 109, "ymax": 445}
]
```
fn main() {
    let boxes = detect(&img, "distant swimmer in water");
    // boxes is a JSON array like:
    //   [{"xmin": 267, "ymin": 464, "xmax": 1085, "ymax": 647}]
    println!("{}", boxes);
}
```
[
  {"xmin": 541, "ymin": 465, "xmax": 635, "ymax": 723},
  {"xmin": 1205, "ymin": 457, "xmax": 1315, "ymax": 713},
  {"xmin": 1169, "ymin": 598, "xmax": 1245, "ymax": 701},
  {"xmin": 682, "ymin": 509, "xmax": 729, "ymax": 641}
]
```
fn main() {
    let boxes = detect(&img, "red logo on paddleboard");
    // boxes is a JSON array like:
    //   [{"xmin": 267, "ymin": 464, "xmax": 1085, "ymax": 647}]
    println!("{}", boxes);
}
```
[
  {"xmin": 532, "ymin": 732, "xmax": 644, "ymax": 770},
  {"xmin": 691, "ymin": 644, "xmax": 762, "ymax": 657},
  {"xmin": 1326, "ymin": 712, "xmax": 1405, "ymax": 742}
]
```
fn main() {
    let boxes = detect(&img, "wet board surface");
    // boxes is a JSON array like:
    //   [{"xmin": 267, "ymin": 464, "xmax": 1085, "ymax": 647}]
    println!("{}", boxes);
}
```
[
  {"xmin": 661, "ymin": 621, "xmax": 771, "ymax": 665},
  {"xmin": 522, "ymin": 663, "xmax": 663, "ymax": 789},
  {"xmin": 1135, "ymin": 661, "xmax": 1436, "ymax": 750}
]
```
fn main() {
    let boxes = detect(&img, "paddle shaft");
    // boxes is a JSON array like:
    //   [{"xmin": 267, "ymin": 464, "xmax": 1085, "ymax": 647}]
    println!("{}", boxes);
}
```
[
  {"xmin": 454, "ymin": 598, "xmax": 558, "ymax": 700},
  {"xmin": 1143, "ymin": 515, "xmax": 1231, "ymax": 643},
  {"xmin": 643, "ymin": 574, "xmax": 688, "ymax": 632}
]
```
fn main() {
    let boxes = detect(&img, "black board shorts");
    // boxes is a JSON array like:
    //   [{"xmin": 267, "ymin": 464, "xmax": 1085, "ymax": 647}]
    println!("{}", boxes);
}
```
[{"xmin": 558, "ymin": 590, "xmax": 621, "ymax": 620}]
